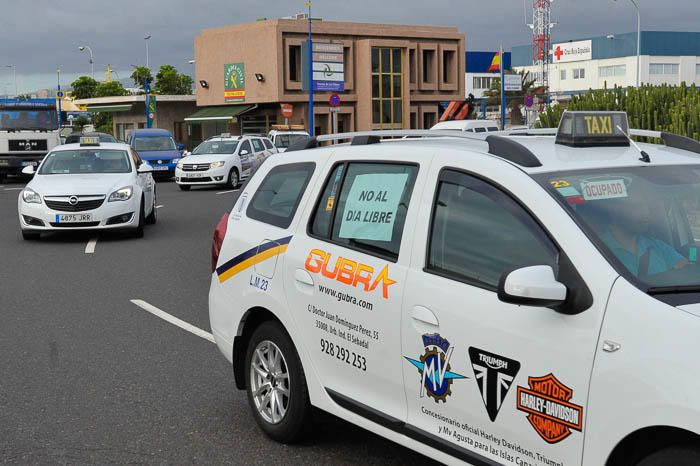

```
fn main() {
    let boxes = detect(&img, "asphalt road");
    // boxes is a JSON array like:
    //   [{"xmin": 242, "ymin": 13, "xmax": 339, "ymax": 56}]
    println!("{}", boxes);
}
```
[{"xmin": 0, "ymin": 177, "xmax": 436, "ymax": 465}]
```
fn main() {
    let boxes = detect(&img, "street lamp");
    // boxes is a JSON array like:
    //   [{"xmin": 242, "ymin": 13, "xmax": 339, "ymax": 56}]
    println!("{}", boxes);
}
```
[
  {"xmin": 144, "ymin": 34, "xmax": 152, "ymax": 69},
  {"xmin": 614, "ymin": 0, "xmax": 641, "ymax": 88},
  {"xmin": 78, "ymin": 45, "xmax": 95, "ymax": 79},
  {"xmin": 5, "ymin": 64, "xmax": 17, "ymax": 97}
]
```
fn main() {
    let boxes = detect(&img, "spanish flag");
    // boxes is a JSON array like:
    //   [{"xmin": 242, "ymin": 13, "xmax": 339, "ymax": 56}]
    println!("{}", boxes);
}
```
[{"xmin": 488, "ymin": 52, "xmax": 501, "ymax": 73}]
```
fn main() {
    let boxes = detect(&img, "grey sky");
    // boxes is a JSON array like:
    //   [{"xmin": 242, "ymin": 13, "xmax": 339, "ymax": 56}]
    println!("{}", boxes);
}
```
[{"xmin": 1, "ymin": 0, "xmax": 698, "ymax": 93}]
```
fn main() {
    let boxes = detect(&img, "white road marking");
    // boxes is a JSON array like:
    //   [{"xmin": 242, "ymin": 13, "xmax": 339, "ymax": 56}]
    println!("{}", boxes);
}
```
[
  {"xmin": 130, "ymin": 299, "xmax": 215, "ymax": 343},
  {"xmin": 4, "ymin": 187, "xmax": 24, "ymax": 191},
  {"xmin": 216, "ymin": 189, "xmax": 239, "ymax": 195},
  {"xmin": 155, "ymin": 204, "xmax": 164, "ymax": 209},
  {"xmin": 85, "ymin": 237, "xmax": 98, "ymax": 254}
]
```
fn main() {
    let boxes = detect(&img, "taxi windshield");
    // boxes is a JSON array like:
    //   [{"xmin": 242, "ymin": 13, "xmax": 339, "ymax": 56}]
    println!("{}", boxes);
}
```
[
  {"xmin": 192, "ymin": 140, "xmax": 239, "ymax": 155},
  {"xmin": 39, "ymin": 149, "xmax": 132, "ymax": 175},
  {"xmin": 133, "ymin": 136, "xmax": 176, "ymax": 152},
  {"xmin": 537, "ymin": 166, "xmax": 700, "ymax": 291}
]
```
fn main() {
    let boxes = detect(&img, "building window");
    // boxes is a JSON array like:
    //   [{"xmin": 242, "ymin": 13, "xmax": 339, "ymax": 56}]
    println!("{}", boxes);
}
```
[
  {"xmin": 599, "ymin": 65, "xmax": 626, "ymax": 77},
  {"xmin": 409, "ymin": 48, "xmax": 417, "ymax": 85},
  {"xmin": 560, "ymin": 69, "xmax": 566, "ymax": 80},
  {"xmin": 371, "ymin": 47, "xmax": 403, "ymax": 128},
  {"xmin": 650, "ymin": 63, "xmax": 679, "ymax": 75},
  {"xmin": 472, "ymin": 76, "xmax": 493, "ymax": 89},
  {"xmin": 573, "ymin": 68, "xmax": 585, "ymax": 79},
  {"xmin": 422, "ymin": 111, "xmax": 436, "ymax": 129},
  {"xmin": 422, "ymin": 49, "xmax": 435, "ymax": 84},
  {"xmin": 442, "ymin": 50, "xmax": 456, "ymax": 84},
  {"xmin": 289, "ymin": 45, "xmax": 301, "ymax": 82}
]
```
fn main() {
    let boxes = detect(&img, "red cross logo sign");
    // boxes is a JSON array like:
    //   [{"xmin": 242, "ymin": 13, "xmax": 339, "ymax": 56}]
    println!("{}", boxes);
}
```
[{"xmin": 554, "ymin": 46, "xmax": 564, "ymax": 61}]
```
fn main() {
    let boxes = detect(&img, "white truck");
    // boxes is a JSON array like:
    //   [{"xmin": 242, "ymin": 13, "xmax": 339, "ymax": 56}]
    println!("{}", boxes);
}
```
[{"xmin": 0, "ymin": 99, "xmax": 61, "ymax": 181}]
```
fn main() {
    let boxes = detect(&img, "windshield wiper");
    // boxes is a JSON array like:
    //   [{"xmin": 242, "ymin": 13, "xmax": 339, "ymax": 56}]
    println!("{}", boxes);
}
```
[{"xmin": 648, "ymin": 285, "xmax": 700, "ymax": 295}]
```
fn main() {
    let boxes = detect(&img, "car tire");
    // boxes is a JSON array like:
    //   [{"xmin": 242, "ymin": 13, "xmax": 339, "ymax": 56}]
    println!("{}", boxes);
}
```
[
  {"xmin": 146, "ymin": 189, "xmax": 157, "ymax": 225},
  {"xmin": 227, "ymin": 168, "xmax": 240, "ymax": 189},
  {"xmin": 637, "ymin": 446, "xmax": 700, "ymax": 466},
  {"xmin": 178, "ymin": 184, "xmax": 191, "ymax": 191},
  {"xmin": 133, "ymin": 198, "xmax": 145, "ymax": 238},
  {"xmin": 21, "ymin": 231, "xmax": 40, "ymax": 240},
  {"xmin": 244, "ymin": 321, "xmax": 312, "ymax": 444}
]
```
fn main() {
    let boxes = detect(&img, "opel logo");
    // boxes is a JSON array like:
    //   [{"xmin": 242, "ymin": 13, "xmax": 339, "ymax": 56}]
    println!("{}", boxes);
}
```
[{"xmin": 68, "ymin": 196, "xmax": 79, "ymax": 205}]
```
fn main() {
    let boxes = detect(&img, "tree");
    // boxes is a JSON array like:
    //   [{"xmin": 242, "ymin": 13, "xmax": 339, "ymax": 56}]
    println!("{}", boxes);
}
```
[
  {"xmin": 483, "ymin": 71, "xmax": 537, "ymax": 126},
  {"xmin": 130, "ymin": 66, "xmax": 152, "ymax": 92},
  {"xmin": 95, "ymin": 81, "xmax": 128, "ymax": 97},
  {"xmin": 154, "ymin": 65, "xmax": 193, "ymax": 95},
  {"xmin": 73, "ymin": 115, "xmax": 90, "ymax": 132},
  {"xmin": 70, "ymin": 76, "xmax": 98, "ymax": 99}
]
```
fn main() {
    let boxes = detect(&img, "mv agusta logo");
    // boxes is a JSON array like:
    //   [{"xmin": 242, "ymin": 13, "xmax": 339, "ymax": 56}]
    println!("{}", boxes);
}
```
[
  {"xmin": 468, "ymin": 347, "xmax": 520, "ymax": 422},
  {"xmin": 404, "ymin": 334, "xmax": 466, "ymax": 402},
  {"xmin": 304, "ymin": 249, "xmax": 396, "ymax": 299},
  {"xmin": 517, "ymin": 374, "xmax": 584, "ymax": 444}
]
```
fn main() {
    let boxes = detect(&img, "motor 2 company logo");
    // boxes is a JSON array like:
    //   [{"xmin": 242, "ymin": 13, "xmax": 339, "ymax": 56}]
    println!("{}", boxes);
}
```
[
  {"xmin": 517, "ymin": 374, "xmax": 584, "ymax": 444},
  {"xmin": 468, "ymin": 347, "xmax": 520, "ymax": 422},
  {"xmin": 404, "ymin": 334, "xmax": 466, "ymax": 403}
]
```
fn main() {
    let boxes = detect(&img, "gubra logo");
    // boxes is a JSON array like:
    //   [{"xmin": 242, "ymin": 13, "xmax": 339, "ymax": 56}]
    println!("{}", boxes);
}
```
[
  {"xmin": 305, "ymin": 249, "xmax": 396, "ymax": 299},
  {"xmin": 517, "ymin": 373, "xmax": 584, "ymax": 444},
  {"xmin": 404, "ymin": 333, "xmax": 466, "ymax": 403}
]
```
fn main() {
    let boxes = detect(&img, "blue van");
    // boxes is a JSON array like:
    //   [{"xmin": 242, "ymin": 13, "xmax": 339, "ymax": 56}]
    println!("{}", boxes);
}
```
[{"xmin": 126, "ymin": 128, "xmax": 183, "ymax": 178}]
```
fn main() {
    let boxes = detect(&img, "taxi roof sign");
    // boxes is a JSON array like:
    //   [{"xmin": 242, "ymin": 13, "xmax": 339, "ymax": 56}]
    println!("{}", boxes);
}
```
[
  {"xmin": 556, "ymin": 111, "xmax": 630, "ymax": 148},
  {"xmin": 79, "ymin": 136, "xmax": 101, "ymax": 147}
]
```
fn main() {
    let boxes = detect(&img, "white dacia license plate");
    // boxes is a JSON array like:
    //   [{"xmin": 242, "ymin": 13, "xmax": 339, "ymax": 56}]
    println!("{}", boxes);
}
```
[
  {"xmin": 56, "ymin": 213, "xmax": 92, "ymax": 223},
  {"xmin": 188, "ymin": 172, "xmax": 205, "ymax": 178}
]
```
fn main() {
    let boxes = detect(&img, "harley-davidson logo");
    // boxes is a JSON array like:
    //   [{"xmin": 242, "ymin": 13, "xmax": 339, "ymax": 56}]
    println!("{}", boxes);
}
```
[{"xmin": 516, "ymin": 373, "xmax": 583, "ymax": 444}]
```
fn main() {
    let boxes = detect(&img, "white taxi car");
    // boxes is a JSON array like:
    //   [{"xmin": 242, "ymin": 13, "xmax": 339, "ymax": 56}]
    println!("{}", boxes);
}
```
[
  {"xmin": 175, "ymin": 134, "xmax": 277, "ymax": 191},
  {"xmin": 18, "ymin": 137, "xmax": 156, "ymax": 240},
  {"xmin": 208, "ymin": 112, "xmax": 700, "ymax": 465}
]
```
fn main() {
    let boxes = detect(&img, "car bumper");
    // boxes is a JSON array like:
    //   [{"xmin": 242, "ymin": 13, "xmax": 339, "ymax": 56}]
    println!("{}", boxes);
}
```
[
  {"xmin": 0, "ymin": 155, "xmax": 43, "ymax": 173},
  {"xmin": 174, "ymin": 167, "xmax": 228, "ymax": 185},
  {"xmin": 18, "ymin": 198, "xmax": 140, "ymax": 231}
]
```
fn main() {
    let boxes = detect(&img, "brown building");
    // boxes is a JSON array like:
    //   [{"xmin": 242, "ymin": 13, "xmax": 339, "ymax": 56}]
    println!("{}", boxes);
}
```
[{"xmin": 191, "ymin": 18, "xmax": 465, "ymax": 139}]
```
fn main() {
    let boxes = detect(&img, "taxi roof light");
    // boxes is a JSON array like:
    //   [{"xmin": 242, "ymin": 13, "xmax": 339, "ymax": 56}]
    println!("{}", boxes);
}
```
[
  {"xmin": 555, "ymin": 111, "xmax": 630, "ymax": 148},
  {"xmin": 79, "ymin": 136, "xmax": 100, "ymax": 147}
]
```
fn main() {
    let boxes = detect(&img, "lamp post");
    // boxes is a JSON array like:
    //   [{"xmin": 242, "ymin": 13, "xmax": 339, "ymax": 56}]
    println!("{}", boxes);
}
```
[
  {"xmin": 5, "ymin": 64, "xmax": 16, "ymax": 97},
  {"xmin": 615, "ymin": 0, "xmax": 641, "ymax": 88},
  {"xmin": 78, "ymin": 45, "xmax": 94, "ymax": 79},
  {"xmin": 144, "ymin": 34, "xmax": 152, "ymax": 69},
  {"xmin": 57, "ymin": 67, "xmax": 63, "ymax": 129},
  {"xmin": 305, "ymin": 2, "xmax": 314, "ymax": 137}
]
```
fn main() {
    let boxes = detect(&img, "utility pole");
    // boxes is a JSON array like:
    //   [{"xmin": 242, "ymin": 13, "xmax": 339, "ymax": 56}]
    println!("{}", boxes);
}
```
[
  {"xmin": 57, "ymin": 67, "xmax": 63, "ymax": 129},
  {"xmin": 306, "ymin": 2, "xmax": 314, "ymax": 137},
  {"xmin": 500, "ymin": 45, "xmax": 506, "ymax": 130}
]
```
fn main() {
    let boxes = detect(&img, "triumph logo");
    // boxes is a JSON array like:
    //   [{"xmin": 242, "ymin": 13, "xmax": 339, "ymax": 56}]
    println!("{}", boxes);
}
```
[{"xmin": 469, "ymin": 347, "xmax": 520, "ymax": 422}]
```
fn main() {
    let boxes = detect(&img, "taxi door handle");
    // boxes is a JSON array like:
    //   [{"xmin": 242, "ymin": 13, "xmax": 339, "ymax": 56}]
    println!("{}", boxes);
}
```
[
  {"xmin": 294, "ymin": 269, "xmax": 314, "ymax": 286},
  {"xmin": 411, "ymin": 306, "xmax": 439, "ymax": 328}
]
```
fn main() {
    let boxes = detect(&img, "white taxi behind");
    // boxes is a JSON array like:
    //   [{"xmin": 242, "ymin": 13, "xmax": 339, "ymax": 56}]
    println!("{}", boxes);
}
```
[
  {"xmin": 208, "ymin": 114, "xmax": 700, "ymax": 466},
  {"xmin": 18, "ymin": 137, "xmax": 156, "ymax": 240}
]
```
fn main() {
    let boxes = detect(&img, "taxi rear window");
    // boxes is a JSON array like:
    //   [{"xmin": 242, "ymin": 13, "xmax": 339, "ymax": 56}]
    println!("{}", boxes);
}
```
[{"xmin": 310, "ymin": 162, "xmax": 418, "ymax": 261}]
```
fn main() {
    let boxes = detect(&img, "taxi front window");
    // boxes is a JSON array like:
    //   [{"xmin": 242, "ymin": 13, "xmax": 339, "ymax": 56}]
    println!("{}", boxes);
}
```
[
  {"xmin": 39, "ymin": 150, "xmax": 132, "ymax": 175},
  {"xmin": 537, "ymin": 165, "xmax": 700, "ymax": 291},
  {"xmin": 192, "ymin": 140, "xmax": 238, "ymax": 155},
  {"xmin": 133, "ymin": 136, "xmax": 176, "ymax": 151}
]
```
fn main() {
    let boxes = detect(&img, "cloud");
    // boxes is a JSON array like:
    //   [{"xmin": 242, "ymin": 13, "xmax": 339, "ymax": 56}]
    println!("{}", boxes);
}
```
[{"xmin": 2, "ymin": 0, "xmax": 698, "ymax": 92}]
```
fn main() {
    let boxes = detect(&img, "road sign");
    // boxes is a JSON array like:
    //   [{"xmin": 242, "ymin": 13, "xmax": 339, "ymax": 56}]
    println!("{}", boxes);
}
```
[
  {"xmin": 303, "ymin": 42, "xmax": 345, "ymax": 92},
  {"xmin": 504, "ymin": 74, "xmax": 522, "ymax": 92},
  {"xmin": 56, "ymin": 90, "xmax": 64, "ymax": 98},
  {"xmin": 281, "ymin": 103, "xmax": 293, "ymax": 118},
  {"xmin": 524, "ymin": 95, "xmax": 534, "ymax": 108},
  {"xmin": 329, "ymin": 93, "xmax": 341, "ymax": 108}
]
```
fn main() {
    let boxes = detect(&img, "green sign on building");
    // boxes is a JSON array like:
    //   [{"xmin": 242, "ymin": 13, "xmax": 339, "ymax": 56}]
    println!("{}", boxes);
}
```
[{"xmin": 224, "ymin": 63, "xmax": 245, "ymax": 102}]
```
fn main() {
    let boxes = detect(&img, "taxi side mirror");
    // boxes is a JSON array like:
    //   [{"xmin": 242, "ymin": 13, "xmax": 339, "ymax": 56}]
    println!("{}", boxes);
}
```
[
  {"xmin": 497, "ymin": 265, "xmax": 567, "ymax": 308},
  {"xmin": 21, "ymin": 165, "xmax": 35, "ymax": 175},
  {"xmin": 137, "ymin": 163, "xmax": 153, "ymax": 174},
  {"xmin": 240, "ymin": 149, "xmax": 250, "ymax": 156}
]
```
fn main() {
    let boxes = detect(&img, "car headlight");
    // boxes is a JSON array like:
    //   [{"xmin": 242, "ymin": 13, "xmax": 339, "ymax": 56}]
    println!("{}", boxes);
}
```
[
  {"xmin": 171, "ymin": 158, "xmax": 180, "ymax": 165},
  {"xmin": 22, "ymin": 188, "xmax": 42, "ymax": 204},
  {"xmin": 176, "ymin": 160, "xmax": 184, "ymax": 169},
  {"xmin": 108, "ymin": 186, "xmax": 133, "ymax": 202},
  {"xmin": 210, "ymin": 161, "xmax": 225, "ymax": 169}
]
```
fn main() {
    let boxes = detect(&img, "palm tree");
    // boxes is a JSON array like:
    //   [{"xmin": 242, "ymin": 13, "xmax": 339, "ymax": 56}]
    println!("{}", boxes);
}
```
[{"xmin": 483, "ymin": 71, "xmax": 538, "ymax": 126}]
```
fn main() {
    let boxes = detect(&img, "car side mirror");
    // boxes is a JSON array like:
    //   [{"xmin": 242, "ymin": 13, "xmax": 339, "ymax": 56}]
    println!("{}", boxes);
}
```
[
  {"xmin": 21, "ymin": 165, "xmax": 35, "ymax": 175},
  {"xmin": 137, "ymin": 162, "xmax": 153, "ymax": 174},
  {"xmin": 177, "ymin": 143, "xmax": 185, "ymax": 151},
  {"xmin": 497, "ymin": 265, "xmax": 567, "ymax": 308},
  {"xmin": 240, "ymin": 149, "xmax": 249, "ymax": 156}
]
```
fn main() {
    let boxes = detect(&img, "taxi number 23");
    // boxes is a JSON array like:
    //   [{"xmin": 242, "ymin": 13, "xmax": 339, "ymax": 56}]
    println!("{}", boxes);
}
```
[{"xmin": 320, "ymin": 338, "xmax": 367, "ymax": 371}]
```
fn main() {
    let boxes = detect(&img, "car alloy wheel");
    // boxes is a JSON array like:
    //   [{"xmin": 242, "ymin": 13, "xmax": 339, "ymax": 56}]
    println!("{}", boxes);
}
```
[{"xmin": 249, "ymin": 340, "xmax": 290, "ymax": 424}]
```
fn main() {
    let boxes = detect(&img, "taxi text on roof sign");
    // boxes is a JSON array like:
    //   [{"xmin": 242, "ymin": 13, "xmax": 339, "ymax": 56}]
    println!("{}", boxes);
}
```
[
  {"xmin": 555, "ymin": 111, "xmax": 630, "ymax": 148},
  {"xmin": 79, "ymin": 136, "xmax": 100, "ymax": 146}
]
